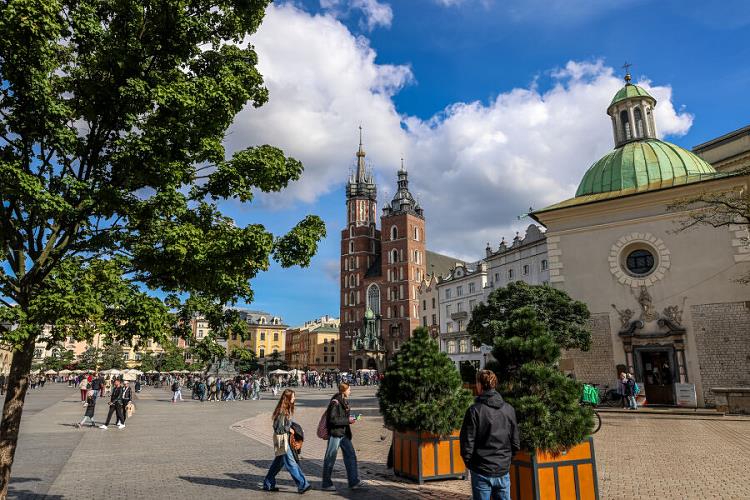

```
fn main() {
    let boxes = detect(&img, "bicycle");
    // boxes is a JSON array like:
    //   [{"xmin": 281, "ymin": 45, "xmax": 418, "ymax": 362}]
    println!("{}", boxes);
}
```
[{"xmin": 581, "ymin": 384, "xmax": 603, "ymax": 434}]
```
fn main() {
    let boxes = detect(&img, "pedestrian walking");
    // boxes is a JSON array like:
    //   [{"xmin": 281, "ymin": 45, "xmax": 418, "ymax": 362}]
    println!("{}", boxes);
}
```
[
  {"xmin": 171, "ymin": 379, "xmax": 183, "ymax": 403},
  {"xmin": 76, "ymin": 390, "xmax": 97, "ymax": 428},
  {"xmin": 625, "ymin": 373, "xmax": 638, "ymax": 410},
  {"xmin": 79, "ymin": 377, "xmax": 89, "ymax": 403},
  {"xmin": 262, "ymin": 389, "xmax": 311, "ymax": 494},
  {"xmin": 121, "ymin": 381, "xmax": 133, "ymax": 422},
  {"xmin": 321, "ymin": 383, "xmax": 362, "ymax": 491},
  {"xmin": 460, "ymin": 370, "xmax": 520, "ymax": 500},
  {"xmin": 99, "ymin": 379, "xmax": 126, "ymax": 430}
]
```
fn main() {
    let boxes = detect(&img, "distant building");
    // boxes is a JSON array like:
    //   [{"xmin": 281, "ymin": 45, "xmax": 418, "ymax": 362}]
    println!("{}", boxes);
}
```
[
  {"xmin": 230, "ymin": 310, "xmax": 287, "ymax": 363},
  {"xmin": 285, "ymin": 315, "xmax": 340, "ymax": 371}
]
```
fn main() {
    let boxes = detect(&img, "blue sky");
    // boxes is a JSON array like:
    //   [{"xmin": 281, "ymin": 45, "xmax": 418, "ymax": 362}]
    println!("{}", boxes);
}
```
[{"xmin": 227, "ymin": 0, "xmax": 750, "ymax": 326}]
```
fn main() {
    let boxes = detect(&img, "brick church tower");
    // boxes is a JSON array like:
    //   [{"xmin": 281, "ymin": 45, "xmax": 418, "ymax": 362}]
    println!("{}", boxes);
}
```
[
  {"xmin": 339, "ymin": 130, "xmax": 426, "ymax": 371},
  {"xmin": 339, "ymin": 129, "xmax": 380, "ymax": 370},
  {"xmin": 379, "ymin": 162, "xmax": 426, "ymax": 354}
]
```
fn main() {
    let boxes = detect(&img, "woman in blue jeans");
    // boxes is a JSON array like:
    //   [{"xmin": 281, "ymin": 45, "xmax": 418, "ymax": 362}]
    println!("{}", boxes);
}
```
[
  {"xmin": 321, "ymin": 383, "xmax": 362, "ymax": 491},
  {"xmin": 263, "ymin": 389, "xmax": 311, "ymax": 493}
]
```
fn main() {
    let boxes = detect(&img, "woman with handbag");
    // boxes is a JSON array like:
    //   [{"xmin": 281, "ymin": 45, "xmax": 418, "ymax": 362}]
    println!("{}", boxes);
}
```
[{"xmin": 262, "ymin": 389, "xmax": 311, "ymax": 494}]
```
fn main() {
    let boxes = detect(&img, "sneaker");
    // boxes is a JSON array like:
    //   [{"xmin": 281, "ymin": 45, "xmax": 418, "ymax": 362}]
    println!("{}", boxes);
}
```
[
  {"xmin": 350, "ymin": 480, "xmax": 364, "ymax": 489},
  {"xmin": 262, "ymin": 486, "xmax": 279, "ymax": 492},
  {"xmin": 321, "ymin": 485, "xmax": 336, "ymax": 491},
  {"xmin": 99, "ymin": 425, "xmax": 107, "ymax": 429},
  {"xmin": 299, "ymin": 484, "xmax": 312, "ymax": 494},
  {"xmin": 117, "ymin": 423, "xmax": 125, "ymax": 429},
  {"xmin": 75, "ymin": 423, "xmax": 81, "ymax": 429}
]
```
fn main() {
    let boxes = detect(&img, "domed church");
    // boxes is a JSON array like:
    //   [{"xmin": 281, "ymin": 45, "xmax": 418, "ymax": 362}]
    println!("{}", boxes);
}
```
[{"xmin": 531, "ymin": 73, "xmax": 750, "ymax": 410}]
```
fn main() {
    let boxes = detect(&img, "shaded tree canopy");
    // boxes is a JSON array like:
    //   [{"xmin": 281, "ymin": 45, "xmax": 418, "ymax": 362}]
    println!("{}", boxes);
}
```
[
  {"xmin": 467, "ymin": 281, "xmax": 591, "ymax": 351},
  {"xmin": 0, "ymin": 0, "xmax": 325, "ymax": 492}
]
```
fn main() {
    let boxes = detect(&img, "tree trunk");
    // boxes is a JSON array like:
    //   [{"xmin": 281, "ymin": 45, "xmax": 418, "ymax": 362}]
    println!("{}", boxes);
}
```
[{"xmin": 0, "ymin": 337, "xmax": 35, "ymax": 498}]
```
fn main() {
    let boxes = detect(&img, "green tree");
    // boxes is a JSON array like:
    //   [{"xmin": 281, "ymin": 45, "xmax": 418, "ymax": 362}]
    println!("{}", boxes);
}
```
[
  {"xmin": 266, "ymin": 350, "xmax": 288, "ymax": 371},
  {"xmin": 467, "ymin": 281, "xmax": 591, "ymax": 350},
  {"xmin": 190, "ymin": 334, "xmax": 227, "ymax": 369},
  {"xmin": 99, "ymin": 342, "xmax": 125, "ymax": 370},
  {"xmin": 42, "ymin": 349, "xmax": 75, "ymax": 372},
  {"xmin": 483, "ymin": 301, "xmax": 595, "ymax": 453},
  {"xmin": 138, "ymin": 352, "xmax": 157, "ymax": 373},
  {"xmin": 77, "ymin": 346, "xmax": 101, "ymax": 372},
  {"xmin": 230, "ymin": 345, "xmax": 258, "ymax": 373},
  {"xmin": 160, "ymin": 342, "xmax": 186, "ymax": 372},
  {"xmin": 0, "ymin": 1, "xmax": 325, "ymax": 490},
  {"xmin": 377, "ymin": 327, "xmax": 473, "ymax": 436}
]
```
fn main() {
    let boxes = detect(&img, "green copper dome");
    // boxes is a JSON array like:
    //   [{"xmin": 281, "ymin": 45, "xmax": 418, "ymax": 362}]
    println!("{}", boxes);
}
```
[
  {"xmin": 609, "ymin": 83, "xmax": 654, "ymax": 108},
  {"xmin": 575, "ymin": 139, "xmax": 717, "ymax": 197}
]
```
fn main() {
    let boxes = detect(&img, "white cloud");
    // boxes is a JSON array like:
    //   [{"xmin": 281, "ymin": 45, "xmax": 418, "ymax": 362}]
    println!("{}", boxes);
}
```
[
  {"xmin": 319, "ymin": 0, "xmax": 393, "ymax": 31},
  {"xmin": 229, "ymin": 4, "xmax": 694, "ymax": 260}
]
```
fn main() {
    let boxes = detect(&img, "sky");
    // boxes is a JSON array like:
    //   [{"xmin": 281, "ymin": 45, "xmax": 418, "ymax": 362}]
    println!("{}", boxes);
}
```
[{"xmin": 226, "ymin": 0, "xmax": 750, "ymax": 326}]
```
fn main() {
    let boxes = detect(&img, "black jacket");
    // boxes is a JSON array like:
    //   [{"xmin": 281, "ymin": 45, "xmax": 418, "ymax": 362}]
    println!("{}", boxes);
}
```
[
  {"xmin": 459, "ymin": 390, "xmax": 520, "ymax": 477},
  {"xmin": 326, "ymin": 394, "xmax": 352, "ymax": 440},
  {"xmin": 110, "ymin": 385, "xmax": 124, "ymax": 405}
]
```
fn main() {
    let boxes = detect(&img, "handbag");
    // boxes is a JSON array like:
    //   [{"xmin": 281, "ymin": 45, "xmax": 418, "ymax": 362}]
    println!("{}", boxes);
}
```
[
  {"xmin": 126, "ymin": 402, "xmax": 135, "ymax": 417},
  {"xmin": 273, "ymin": 433, "xmax": 289, "ymax": 456},
  {"xmin": 317, "ymin": 399, "xmax": 340, "ymax": 440}
]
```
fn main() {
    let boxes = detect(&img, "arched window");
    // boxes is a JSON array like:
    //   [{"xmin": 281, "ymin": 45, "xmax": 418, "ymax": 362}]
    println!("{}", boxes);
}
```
[
  {"xmin": 349, "ymin": 225, "xmax": 354, "ymax": 238},
  {"xmin": 620, "ymin": 110, "xmax": 631, "ymax": 141},
  {"xmin": 349, "ymin": 240, "xmax": 354, "ymax": 254},
  {"xmin": 391, "ymin": 226, "xmax": 398, "ymax": 240},
  {"xmin": 634, "ymin": 107, "xmax": 644, "ymax": 137},
  {"xmin": 399, "ymin": 305, "xmax": 404, "ymax": 317},
  {"xmin": 414, "ymin": 226, "xmax": 419, "ymax": 240},
  {"xmin": 350, "ymin": 291, "xmax": 355, "ymax": 306},
  {"xmin": 367, "ymin": 284, "xmax": 381, "ymax": 315},
  {"xmin": 392, "ymin": 249, "xmax": 399, "ymax": 263}
]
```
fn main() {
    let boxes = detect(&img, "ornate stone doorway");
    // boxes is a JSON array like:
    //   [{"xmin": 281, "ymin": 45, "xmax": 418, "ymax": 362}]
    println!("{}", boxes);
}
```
[{"xmin": 634, "ymin": 347, "xmax": 677, "ymax": 405}]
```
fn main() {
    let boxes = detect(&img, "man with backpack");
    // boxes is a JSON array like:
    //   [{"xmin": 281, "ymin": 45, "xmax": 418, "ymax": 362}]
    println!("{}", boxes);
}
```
[
  {"xmin": 625, "ymin": 373, "xmax": 638, "ymax": 410},
  {"xmin": 460, "ymin": 370, "xmax": 519, "ymax": 500},
  {"xmin": 171, "ymin": 378, "xmax": 183, "ymax": 403}
]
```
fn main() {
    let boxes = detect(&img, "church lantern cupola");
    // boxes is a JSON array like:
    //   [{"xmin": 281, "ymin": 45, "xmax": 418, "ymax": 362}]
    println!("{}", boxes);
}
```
[{"xmin": 607, "ymin": 66, "xmax": 658, "ymax": 147}]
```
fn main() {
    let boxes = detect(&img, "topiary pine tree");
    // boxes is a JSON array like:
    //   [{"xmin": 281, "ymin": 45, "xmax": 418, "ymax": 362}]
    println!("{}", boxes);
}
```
[
  {"xmin": 377, "ymin": 327, "xmax": 473, "ymax": 436},
  {"xmin": 487, "ymin": 306, "xmax": 594, "ymax": 453}
]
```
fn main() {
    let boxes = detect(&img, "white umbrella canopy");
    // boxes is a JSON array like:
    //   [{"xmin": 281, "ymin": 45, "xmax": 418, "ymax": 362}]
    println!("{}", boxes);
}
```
[
  {"xmin": 30, "ymin": 369, "xmax": 40, "ymax": 375},
  {"xmin": 58, "ymin": 369, "xmax": 72, "ymax": 375},
  {"xmin": 269, "ymin": 369, "xmax": 289, "ymax": 376},
  {"xmin": 101, "ymin": 369, "xmax": 121, "ymax": 375},
  {"xmin": 122, "ymin": 371, "xmax": 139, "ymax": 381},
  {"xmin": 44, "ymin": 369, "xmax": 57, "ymax": 375}
]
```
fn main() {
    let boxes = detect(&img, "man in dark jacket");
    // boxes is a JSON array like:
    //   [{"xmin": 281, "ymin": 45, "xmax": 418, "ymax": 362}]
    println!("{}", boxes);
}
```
[
  {"xmin": 99, "ymin": 378, "xmax": 125, "ymax": 429},
  {"xmin": 460, "ymin": 370, "xmax": 519, "ymax": 500}
]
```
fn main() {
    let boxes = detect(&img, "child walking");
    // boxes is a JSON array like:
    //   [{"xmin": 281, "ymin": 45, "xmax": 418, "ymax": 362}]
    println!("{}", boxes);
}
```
[{"xmin": 76, "ymin": 390, "xmax": 97, "ymax": 428}]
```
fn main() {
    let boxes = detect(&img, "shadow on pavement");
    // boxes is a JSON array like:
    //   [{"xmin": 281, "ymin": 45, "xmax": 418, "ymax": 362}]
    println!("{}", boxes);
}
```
[{"xmin": 8, "ymin": 477, "xmax": 65, "ymax": 500}]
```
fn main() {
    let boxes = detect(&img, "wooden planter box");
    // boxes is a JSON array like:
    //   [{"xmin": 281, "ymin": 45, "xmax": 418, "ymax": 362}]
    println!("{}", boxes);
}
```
[
  {"xmin": 510, "ymin": 437, "xmax": 599, "ymax": 500},
  {"xmin": 393, "ymin": 429, "xmax": 466, "ymax": 483}
]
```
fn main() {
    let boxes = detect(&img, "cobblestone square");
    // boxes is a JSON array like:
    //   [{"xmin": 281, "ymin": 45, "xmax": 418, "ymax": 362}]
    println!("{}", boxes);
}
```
[{"xmin": 7, "ymin": 384, "xmax": 750, "ymax": 499}]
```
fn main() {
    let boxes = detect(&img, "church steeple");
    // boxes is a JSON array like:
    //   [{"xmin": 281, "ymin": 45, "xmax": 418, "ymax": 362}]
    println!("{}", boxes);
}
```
[
  {"xmin": 382, "ymin": 159, "xmax": 423, "ymax": 218},
  {"xmin": 356, "ymin": 126, "xmax": 367, "ymax": 182},
  {"xmin": 607, "ymin": 65, "xmax": 658, "ymax": 147}
]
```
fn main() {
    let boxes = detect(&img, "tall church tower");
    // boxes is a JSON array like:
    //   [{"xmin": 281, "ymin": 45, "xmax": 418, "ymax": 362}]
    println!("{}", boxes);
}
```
[
  {"xmin": 339, "ymin": 129, "xmax": 380, "ymax": 370},
  {"xmin": 380, "ymin": 162, "xmax": 426, "ymax": 357}
]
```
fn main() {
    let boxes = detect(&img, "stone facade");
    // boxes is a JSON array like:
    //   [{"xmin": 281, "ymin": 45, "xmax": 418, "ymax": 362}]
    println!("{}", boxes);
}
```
[
  {"xmin": 560, "ymin": 313, "xmax": 617, "ymax": 388},
  {"xmin": 691, "ymin": 301, "xmax": 750, "ymax": 406}
]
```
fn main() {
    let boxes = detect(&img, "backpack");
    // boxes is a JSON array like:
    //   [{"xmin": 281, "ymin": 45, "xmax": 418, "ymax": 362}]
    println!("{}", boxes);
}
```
[
  {"xmin": 171, "ymin": 382, "xmax": 178, "ymax": 392},
  {"xmin": 316, "ymin": 399, "xmax": 338, "ymax": 440},
  {"xmin": 633, "ymin": 382, "xmax": 640, "ymax": 395}
]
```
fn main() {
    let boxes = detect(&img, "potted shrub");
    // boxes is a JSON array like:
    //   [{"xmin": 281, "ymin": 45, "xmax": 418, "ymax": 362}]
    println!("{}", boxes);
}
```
[
  {"xmin": 469, "ymin": 282, "xmax": 599, "ymax": 500},
  {"xmin": 377, "ymin": 327, "xmax": 474, "ymax": 483}
]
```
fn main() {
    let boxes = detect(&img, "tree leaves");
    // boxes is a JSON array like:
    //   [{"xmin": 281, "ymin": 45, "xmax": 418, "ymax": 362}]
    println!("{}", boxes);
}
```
[{"xmin": 377, "ymin": 327, "xmax": 473, "ymax": 436}]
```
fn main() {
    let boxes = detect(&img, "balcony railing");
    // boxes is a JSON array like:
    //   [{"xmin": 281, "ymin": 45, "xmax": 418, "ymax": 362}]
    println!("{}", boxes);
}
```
[{"xmin": 450, "ymin": 311, "xmax": 468, "ymax": 321}]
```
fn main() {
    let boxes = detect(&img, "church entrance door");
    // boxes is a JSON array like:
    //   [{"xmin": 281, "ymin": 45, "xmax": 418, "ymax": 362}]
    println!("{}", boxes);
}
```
[
  {"xmin": 634, "ymin": 347, "xmax": 676, "ymax": 405},
  {"xmin": 367, "ymin": 358, "xmax": 377, "ymax": 370},
  {"xmin": 355, "ymin": 358, "xmax": 363, "ymax": 370}
]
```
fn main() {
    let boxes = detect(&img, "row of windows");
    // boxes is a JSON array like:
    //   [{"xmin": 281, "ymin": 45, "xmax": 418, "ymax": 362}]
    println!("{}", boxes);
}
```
[
  {"xmin": 492, "ymin": 259, "xmax": 548, "ymax": 282},
  {"xmin": 422, "ymin": 297, "xmax": 437, "ymax": 310},
  {"xmin": 422, "ymin": 314, "xmax": 438, "ymax": 327},
  {"xmin": 230, "ymin": 331, "xmax": 280, "ymax": 342},
  {"xmin": 445, "ymin": 339, "xmax": 480, "ymax": 354},
  {"xmin": 445, "ymin": 320, "xmax": 465, "ymax": 332},
  {"xmin": 389, "ymin": 225, "xmax": 421, "ymax": 241},
  {"xmin": 444, "ymin": 282, "xmax": 477, "ymax": 299},
  {"xmin": 445, "ymin": 300, "xmax": 478, "ymax": 315}
]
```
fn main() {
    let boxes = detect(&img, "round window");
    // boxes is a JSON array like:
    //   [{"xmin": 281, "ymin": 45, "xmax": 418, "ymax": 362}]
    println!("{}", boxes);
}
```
[{"xmin": 625, "ymin": 248, "xmax": 655, "ymax": 276}]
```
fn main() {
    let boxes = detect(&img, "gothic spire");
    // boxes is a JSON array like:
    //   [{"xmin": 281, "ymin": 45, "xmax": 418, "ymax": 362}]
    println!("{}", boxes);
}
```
[{"xmin": 356, "ymin": 126, "xmax": 366, "ymax": 182}]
